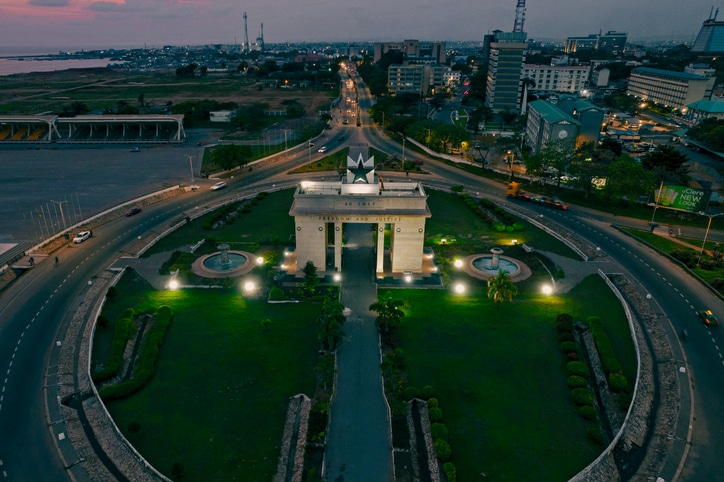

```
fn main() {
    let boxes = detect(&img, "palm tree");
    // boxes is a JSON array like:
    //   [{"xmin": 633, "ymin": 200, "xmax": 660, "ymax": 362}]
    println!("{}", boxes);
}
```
[
  {"xmin": 369, "ymin": 291, "xmax": 405, "ymax": 335},
  {"xmin": 318, "ymin": 297, "xmax": 346, "ymax": 351},
  {"xmin": 487, "ymin": 269, "xmax": 518, "ymax": 308}
]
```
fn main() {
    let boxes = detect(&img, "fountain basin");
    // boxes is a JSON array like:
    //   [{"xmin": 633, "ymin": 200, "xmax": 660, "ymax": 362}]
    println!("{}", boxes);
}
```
[{"xmin": 192, "ymin": 250, "xmax": 255, "ymax": 278}]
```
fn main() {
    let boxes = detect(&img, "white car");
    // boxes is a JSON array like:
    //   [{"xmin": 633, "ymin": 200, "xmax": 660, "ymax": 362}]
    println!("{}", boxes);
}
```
[
  {"xmin": 73, "ymin": 231, "xmax": 91, "ymax": 243},
  {"xmin": 318, "ymin": 146, "xmax": 328, "ymax": 153},
  {"xmin": 210, "ymin": 181, "xmax": 227, "ymax": 191}
]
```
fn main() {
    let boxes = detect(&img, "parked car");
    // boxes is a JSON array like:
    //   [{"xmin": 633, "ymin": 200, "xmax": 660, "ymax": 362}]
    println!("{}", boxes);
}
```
[
  {"xmin": 125, "ymin": 207, "xmax": 142, "ymax": 216},
  {"xmin": 318, "ymin": 146, "xmax": 328, "ymax": 153},
  {"xmin": 130, "ymin": 147, "xmax": 140, "ymax": 152},
  {"xmin": 211, "ymin": 181, "xmax": 227, "ymax": 191},
  {"xmin": 697, "ymin": 309, "xmax": 720, "ymax": 327},
  {"xmin": 73, "ymin": 231, "xmax": 92, "ymax": 243}
]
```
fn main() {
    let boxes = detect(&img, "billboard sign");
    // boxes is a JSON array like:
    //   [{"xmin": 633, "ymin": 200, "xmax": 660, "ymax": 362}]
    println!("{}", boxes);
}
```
[{"xmin": 653, "ymin": 185, "xmax": 709, "ymax": 213}]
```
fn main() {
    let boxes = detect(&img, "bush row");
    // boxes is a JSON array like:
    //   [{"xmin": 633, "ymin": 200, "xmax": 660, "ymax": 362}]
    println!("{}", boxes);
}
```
[
  {"xmin": 459, "ymin": 194, "xmax": 524, "ymax": 232},
  {"xmin": 556, "ymin": 313, "xmax": 601, "ymax": 434},
  {"xmin": 99, "ymin": 305, "xmax": 173, "ymax": 401},
  {"xmin": 587, "ymin": 316, "xmax": 629, "ymax": 392},
  {"xmin": 92, "ymin": 308, "xmax": 134, "ymax": 383},
  {"xmin": 425, "ymin": 396, "xmax": 456, "ymax": 478}
]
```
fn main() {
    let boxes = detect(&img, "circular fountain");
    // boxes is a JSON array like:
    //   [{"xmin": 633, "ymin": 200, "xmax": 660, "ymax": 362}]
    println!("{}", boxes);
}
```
[
  {"xmin": 191, "ymin": 244, "xmax": 255, "ymax": 278},
  {"xmin": 462, "ymin": 247, "xmax": 532, "ymax": 282}
]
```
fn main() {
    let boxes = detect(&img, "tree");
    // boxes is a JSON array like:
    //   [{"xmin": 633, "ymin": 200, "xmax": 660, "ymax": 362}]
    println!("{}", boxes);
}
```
[
  {"xmin": 605, "ymin": 155, "xmax": 656, "ymax": 203},
  {"xmin": 640, "ymin": 145, "xmax": 689, "ymax": 184},
  {"xmin": 538, "ymin": 139, "xmax": 576, "ymax": 188},
  {"xmin": 318, "ymin": 297, "xmax": 346, "ymax": 351},
  {"xmin": 369, "ymin": 291, "xmax": 405, "ymax": 335},
  {"xmin": 302, "ymin": 261, "xmax": 319, "ymax": 298},
  {"xmin": 487, "ymin": 269, "xmax": 518, "ymax": 308}
]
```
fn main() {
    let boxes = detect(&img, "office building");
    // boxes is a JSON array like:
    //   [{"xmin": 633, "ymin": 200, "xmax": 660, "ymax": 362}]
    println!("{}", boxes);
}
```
[
  {"xmin": 627, "ymin": 67, "xmax": 715, "ymax": 110},
  {"xmin": 373, "ymin": 40, "xmax": 446, "ymax": 64},
  {"xmin": 523, "ymin": 64, "xmax": 589, "ymax": 93},
  {"xmin": 525, "ymin": 98, "xmax": 603, "ymax": 154},
  {"xmin": 564, "ymin": 31, "xmax": 627, "ymax": 55},
  {"xmin": 691, "ymin": 17, "xmax": 724, "ymax": 54},
  {"xmin": 485, "ymin": 31, "xmax": 528, "ymax": 113},
  {"xmin": 388, "ymin": 63, "xmax": 443, "ymax": 96}
]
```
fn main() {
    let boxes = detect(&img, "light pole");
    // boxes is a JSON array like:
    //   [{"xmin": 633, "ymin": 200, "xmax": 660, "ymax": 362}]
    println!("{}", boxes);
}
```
[
  {"xmin": 186, "ymin": 155, "xmax": 195, "ymax": 186},
  {"xmin": 697, "ymin": 211, "xmax": 724, "ymax": 265},
  {"xmin": 50, "ymin": 200, "xmax": 67, "ymax": 230},
  {"xmin": 281, "ymin": 129, "xmax": 290, "ymax": 150}
]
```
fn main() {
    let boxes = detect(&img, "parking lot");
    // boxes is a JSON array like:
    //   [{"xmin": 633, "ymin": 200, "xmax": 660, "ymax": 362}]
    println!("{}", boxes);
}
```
[{"xmin": 0, "ymin": 141, "xmax": 207, "ymax": 243}]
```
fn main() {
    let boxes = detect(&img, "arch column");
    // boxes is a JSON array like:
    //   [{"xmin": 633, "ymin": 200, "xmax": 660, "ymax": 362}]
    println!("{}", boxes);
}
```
[
  {"xmin": 376, "ymin": 225, "xmax": 385, "ymax": 274},
  {"xmin": 334, "ymin": 222, "xmax": 343, "ymax": 271}
]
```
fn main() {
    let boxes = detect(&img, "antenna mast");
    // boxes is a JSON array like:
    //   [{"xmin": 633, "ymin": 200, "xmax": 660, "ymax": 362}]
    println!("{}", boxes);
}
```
[
  {"xmin": 243, "ymin": 12, "xmax": 249, "ymax": 53},
  {"xmin": 513, "ymin": 0, "xmax": 526, "ymax": 32}
]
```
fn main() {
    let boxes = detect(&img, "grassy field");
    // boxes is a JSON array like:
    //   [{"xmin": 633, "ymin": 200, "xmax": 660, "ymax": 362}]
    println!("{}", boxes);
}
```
[
  {"xmin": 396, "ymin": 273, "xmax": 631, "ymax": 480},
  {"xmin": 99, "ymin": 272, "xmax": 321, "ymax": 481},
  {"xmin": 94, "ymin": 186, "xmax": 636, "ymax": 481}
]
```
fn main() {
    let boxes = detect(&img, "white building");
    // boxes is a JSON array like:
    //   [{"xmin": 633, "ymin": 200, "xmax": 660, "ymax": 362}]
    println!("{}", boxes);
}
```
[{"xmin": 523, "ymin": 64, "xmax": 590, "ymax": 94}]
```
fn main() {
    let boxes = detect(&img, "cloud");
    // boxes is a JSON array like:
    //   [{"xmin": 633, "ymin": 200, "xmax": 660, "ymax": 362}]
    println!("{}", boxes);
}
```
[{"xmin": 28, "ymin": 0, "xmax": 70, "ymax": 6}]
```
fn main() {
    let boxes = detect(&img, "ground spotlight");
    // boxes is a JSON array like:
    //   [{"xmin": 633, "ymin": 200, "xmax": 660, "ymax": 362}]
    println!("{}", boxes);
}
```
[
  {"xmin": 541, "ymin": 284, "xmax": 553, "ymax": 295},
  {"xmin": 454, "ymin": 259, "xmax": 463, "ymax": 268},
  {"xmin": 256, "ymin": 256, "xmax": 264, "ymax": 265},
  {"xmin": 243, "ymin": 280, "xmax": 257, "ymax": 293},
  {"xmin": 454, "ymin": 282, "xmax": 466, "ymax": 294},
  {"xmin": 168, "ymin": 279, "xmax": 179, "ymax": 290},
  {"xmin": 334, "ymin": 273, "xmax": 342, "ymax": 282}
]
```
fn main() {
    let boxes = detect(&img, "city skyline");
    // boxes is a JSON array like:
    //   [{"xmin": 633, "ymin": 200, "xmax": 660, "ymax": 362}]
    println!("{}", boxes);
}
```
[{"xmin": 0, "ymin": 0, "xmax": 720, "ymax": 51}]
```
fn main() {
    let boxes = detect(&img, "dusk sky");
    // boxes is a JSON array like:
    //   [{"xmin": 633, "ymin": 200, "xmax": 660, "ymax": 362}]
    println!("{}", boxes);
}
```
[{"xmin": 0, "ymin": 0, "xmax": 718, "ymax": 51}]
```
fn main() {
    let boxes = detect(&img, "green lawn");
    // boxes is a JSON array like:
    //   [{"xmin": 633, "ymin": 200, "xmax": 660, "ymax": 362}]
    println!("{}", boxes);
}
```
[
  {"xmin": 100, "ymin": 279, "xmax": 321, "ymax": 481},
  {"xmin": 143, "ymin": 189, "xmax": 296, "ymax": 257},
  {"xmin": 396, "ymin": 273, "xmax": 632, "ymax": 480},
  {"xmin": 95, "ymin": 187, "xmax": 637, "ymax": 481}
]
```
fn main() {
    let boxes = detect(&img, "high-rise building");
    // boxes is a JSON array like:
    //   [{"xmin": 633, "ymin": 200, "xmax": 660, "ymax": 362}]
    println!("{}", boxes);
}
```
[
  {"xmin": 691, "ymin": 17, "xmax": 724, "ymax": 54},
  {"xmin": 485, "ymin": 31, "xmax": 528, "ymax": 113},
  {"xmin": 387, "ymin": 63, "xmax": 443, "ymax": 96},
  {"xmin": 373, "ymin": 40, "xmax": 446, "ymax": 64},
  {"xmin": 523, "ymin": 64, "xmax": 589, "ymax": 94}
]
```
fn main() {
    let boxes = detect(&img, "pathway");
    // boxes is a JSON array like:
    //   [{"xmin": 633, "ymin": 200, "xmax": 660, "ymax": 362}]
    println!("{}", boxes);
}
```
[{"xmin": 325, "ymin": 224, "xmax": 393, "ymax": 481}]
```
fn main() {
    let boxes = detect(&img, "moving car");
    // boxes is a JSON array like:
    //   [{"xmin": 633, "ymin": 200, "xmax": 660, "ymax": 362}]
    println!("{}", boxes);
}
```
[
  {"xmin": 130, "ymin": 147, "xmax": 140, "ymax": 152},
  {"xmin": 211, "ymin": 181, "xmax": 227, "ymax": 191},
  {"xmin": 125, "ymin": 207, "xmax": 142, "ymax": 216},
  {"xmin": 73, "ymin": 231, "xmax": 92, "ymax": 243},
  {"xmin": 318, "ymin": 146, "xmax": 328, "ymax": 153},
  {"xmin": 697, "ymin": 309, "xmax": 720, "ymax": 327}
]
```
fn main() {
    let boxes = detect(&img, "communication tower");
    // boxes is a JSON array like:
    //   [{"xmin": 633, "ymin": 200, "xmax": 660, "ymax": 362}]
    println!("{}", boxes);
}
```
[
  {"xmin": 243, "ymin": 12, "xmax": 250, "ymax": 53},
  {"xmin": 513, "ymin": 0, "xmax": 526, "ymax": 33}
]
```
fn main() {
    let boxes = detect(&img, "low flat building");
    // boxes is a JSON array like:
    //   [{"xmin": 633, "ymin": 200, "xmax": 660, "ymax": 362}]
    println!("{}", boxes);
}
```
[
  {"xmin": 627, "ymin": 67, "xmax": 715, "ymax": 110},
  {"xmin": 523, "ymin": 64, "xmax": 589, "ymax": 94}
]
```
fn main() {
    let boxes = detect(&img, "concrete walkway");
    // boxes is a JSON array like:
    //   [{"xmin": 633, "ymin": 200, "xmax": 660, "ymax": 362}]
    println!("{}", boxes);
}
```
[{"xmin": 325, "ymin": 224, "xmax": 393, "ymax": 481}]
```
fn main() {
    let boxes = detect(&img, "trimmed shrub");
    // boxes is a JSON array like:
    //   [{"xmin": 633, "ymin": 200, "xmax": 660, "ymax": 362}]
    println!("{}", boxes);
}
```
[
  {"xmin": 608, "ymin": 373, "xmax": 629, "ymax": 393},
  {"xmin": 586, "ymin": 426, "xmax": 605, "ymax": 445},
  {"xmin": 560, "ymin": 341, "xmax": 579, "ymax": 354},
  {"xmin": 421, "ymin": 385, "xmax": 435, "ymax": 399},
  {"xmin": 404, "ymin": 386, "xmax": 421, "ymax": 400},
  {"xmin": 268, "ymin": 286, "xmax": 285, "ymax": 301},
  {"xmin": 492, "ymin": 221, "xmax": 506, "ymax": 232},
  {"xmin": 577, "ymin": 405, "xmax": 597, "ymax": 421},
  {"xmin": 427, "ymin": 397, "xmax": 439, "ymax": 408},
  {"xmin": 431, "ymin": 423, "xmax": 448, "ymax": 441},
  {"xmin": 434, "ymin": 439, "xmax": 452, "ymax": 462},
  {"xmin": 566, "ymin": 361, "xmax": 590, "ymax": 378},
  {"xmin": 92, "ymin": 309, "xmax": 134, "ymax": 383},
  {"xmin": 559, "ymin": 332, "xmax": 575, "ymax": 342},
  {"xmin": 428, "ymin": 407, "xmax": 443, "ymax": 423},
  {"xmin": 99, "ymin": 305, "xmax": 173, "ymax": 401},
  {"xmin": 566, "ymin": 375, "xmax": 588, "ymax": 389},
  {"xmin": 556, "ymin": 313, "xmax": 574, "ymax": 333},
  {"xmin": 571, "ymin": 387, "xmax": 594, "ymax": 406},
  {"xmin": 512, "ymin": 222, "xmax": 525, "ymax": 231},
  {"xmin": 587, "ymin": 316, "xmax": 623, "ymax": 375},
  {"xmin": 442, "ymin": 462, "xmax": 457, "ymax": 482}
]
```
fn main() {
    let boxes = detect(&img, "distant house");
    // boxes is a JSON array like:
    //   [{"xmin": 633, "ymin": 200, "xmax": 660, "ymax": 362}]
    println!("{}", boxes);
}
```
[
  {"xmin": 209, "ymin": 111, "xmax": 233, "ymax": 123},
  {"xmin": 685, "ymin": 98, "xmax": 724, "ymax": 124}
]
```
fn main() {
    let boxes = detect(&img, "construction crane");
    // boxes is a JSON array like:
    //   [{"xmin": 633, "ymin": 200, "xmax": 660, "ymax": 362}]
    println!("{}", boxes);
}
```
[{"xmin": 513, "ymin": 0, "xmax": 526, "ymax": 33}]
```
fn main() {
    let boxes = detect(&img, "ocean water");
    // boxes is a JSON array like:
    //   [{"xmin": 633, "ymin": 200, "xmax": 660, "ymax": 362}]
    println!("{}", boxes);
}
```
[{"xmin": 0, "ymin": 57, "xmax": 114, "ymax": 77}]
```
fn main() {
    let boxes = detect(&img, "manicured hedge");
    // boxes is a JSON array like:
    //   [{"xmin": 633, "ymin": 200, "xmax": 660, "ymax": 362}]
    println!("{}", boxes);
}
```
[
  {"xmin": 577, "ymin": 405, "xmax": 597, "ymax": 421},
  {"xmin": 99, "ymin": 305, "xmax": 173, "ymax": 401},
  {"xmin": 431, "ymin": 423, "xmax": 448, "ymax": 441},
  {"xmin": 571, "ymin": 387, "xmax": 594, "ymax": 406},
  {"xmin": 587, "ymin": 316, "xmax": 623, "ymax": 375},
  {"xmin": 268, "ymin": 286, "xmax": 285, "ymax": 301},
  {"xmin": 566, "ymin": 361, "xmax": 590, "ymax": 378},
  {"xmin": 434, "ymin": 439, "xmax": 452, "ymax": 462},
  {"xmin": 560, "ymin": 341, "xmax": 579, "ymax": 354},
  {"xmin": 566, "ymin": 375, "xmax": 588, "ymax": 389},
  {"xmin": 442, "ymin": 462, "xmax": 457, "ymax": 482},
  {"xmin": 428, "ymin": 407, "xmax": 443, "ymax": 423},
  {"xmin": 608, "ymin": 372, "xmax": 629, "ymax": 392},
  {"xmin": 92, "ymin": 308, "xmax": 134, "ymax": 383}
]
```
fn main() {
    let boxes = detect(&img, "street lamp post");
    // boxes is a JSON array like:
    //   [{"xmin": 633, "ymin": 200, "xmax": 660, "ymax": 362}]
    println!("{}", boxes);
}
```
[
  {"xmin": 50, "ymin": 200, "xmax": 68, "ymax": 230},
  {"xmin": 186, "ymin": 155, "xmax": 195, "ymax": 186},
  {"xmin": 697, "ymin": 211, "xmax": 724, "ymax": 265}
]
